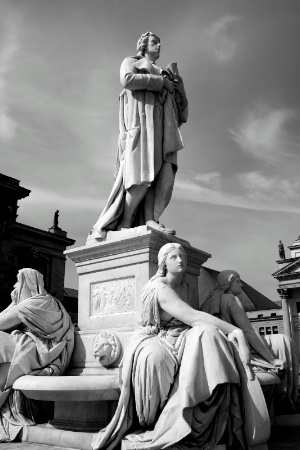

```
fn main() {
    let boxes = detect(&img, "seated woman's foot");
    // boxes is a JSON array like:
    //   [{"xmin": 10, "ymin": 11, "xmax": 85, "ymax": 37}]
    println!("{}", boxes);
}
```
[{"xmin": 146, "ymin": 220, "xmax": 176, "ymax": 235}]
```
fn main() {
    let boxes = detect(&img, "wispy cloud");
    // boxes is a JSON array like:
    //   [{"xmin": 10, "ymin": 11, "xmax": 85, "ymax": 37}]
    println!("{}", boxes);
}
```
[
  {"xmin": 0, "ymin": 14, "xmax": 19, "ymax": 140},
  {"xmin": 229, "ymin": 102, "xmax": 299, "ymax": 164},
  {"xmin": 206, "ymin": 14, "xmax": 241, "ymax": 62},
  {"xmin": 20, "ymin": 186, "xmax": 104, "ymax": 211},
  {"xmin": 173, "ymin": 171, "xmax": 300, "ymax": 214},
  {"xmin": 0, "ymin": 111, "xmax": 16, "ymax": 140},
  {"xmin": 238, "ymin": 171, "xmax": 300, "ymax": 201},
  {"xmin": 194, "ymin": 172, "xmax": 222, "ymax": 189}
]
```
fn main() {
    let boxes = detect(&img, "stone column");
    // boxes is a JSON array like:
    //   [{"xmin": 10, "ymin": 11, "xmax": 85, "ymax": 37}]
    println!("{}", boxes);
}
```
[{"xmin": 281, "ymin": 296, "xmax": 292, "ymax": 338}]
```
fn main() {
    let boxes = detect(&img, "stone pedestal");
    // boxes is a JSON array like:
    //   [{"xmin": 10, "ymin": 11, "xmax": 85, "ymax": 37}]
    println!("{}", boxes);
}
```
[
  {"xmin": 19, "ymin": 226, "xmax": 211, "ymax": 449},
  {"xmin": 65, "ymin": 226, "xmax": 211, "ymax": 375}
]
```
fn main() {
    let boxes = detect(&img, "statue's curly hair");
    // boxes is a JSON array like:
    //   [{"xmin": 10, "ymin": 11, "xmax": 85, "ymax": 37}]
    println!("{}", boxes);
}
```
[{"xmin": 136, "ymin": 31, "xmax": 160, "ymax": 57}]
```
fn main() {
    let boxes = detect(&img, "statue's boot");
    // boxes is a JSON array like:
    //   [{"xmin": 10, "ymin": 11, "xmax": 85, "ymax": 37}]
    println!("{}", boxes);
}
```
[
  {"xmin": 146, "ymin": 220, "xmax": 176, "ymax": 236},
  {"xmin": 87, "ymin": 228, "xmax": 107, "ymax": 242}
]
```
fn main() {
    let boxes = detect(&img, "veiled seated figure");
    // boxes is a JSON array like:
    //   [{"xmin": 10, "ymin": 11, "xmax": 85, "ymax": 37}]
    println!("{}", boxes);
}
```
[
  {"xmin": 0, "ymin": 268, "xmax": 74, "ymax": 442},
  {"xmin": 92, "ymin": 243, "xmax": 265, "ymax": 450},
  {"xmin": 201, "ymin": 270, "xmax": 299, "ymax": 414}
]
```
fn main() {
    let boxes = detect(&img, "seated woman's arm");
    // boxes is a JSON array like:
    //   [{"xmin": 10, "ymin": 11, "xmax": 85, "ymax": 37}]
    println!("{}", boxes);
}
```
[
  {"xmin": 225, "ymin": 294, "xmax": 285, "ymax": 369},
  {"xmin": 0, "ymin": 306, "xmax": 22, "ymax": 330},
  {"xmin": 0, "ymin": 302, "xmax": 15, "ymax": 315},
  {"xmin": 158, "ymin": 284, "xmax": 251, "ymax": 366}
]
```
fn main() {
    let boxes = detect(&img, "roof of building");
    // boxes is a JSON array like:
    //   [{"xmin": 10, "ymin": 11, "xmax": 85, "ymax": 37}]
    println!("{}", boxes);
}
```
[
  {"xmin": 272, "ymin": 257, "xmax": 300, "ymax": 278},
  {"xmin": 203, "ymin": 267, "xmax": 280, "ymax": 311}
]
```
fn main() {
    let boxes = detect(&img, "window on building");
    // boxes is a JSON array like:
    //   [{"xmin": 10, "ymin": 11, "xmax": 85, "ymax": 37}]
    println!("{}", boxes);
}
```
[
  {"xmin": 272, "ymin": 326, "xmax": 278, "ymax": 334},
  {"xmin": 257, "ymin": 314, "xmax": 263, "ymax": 318},
  {"xmin": 259, "ymin": 327, "xmax": 265, "ymax": 336},
  {"xmin": 266, "ymin": 327, "xmax": 271, "ymax": 335},
  {"xmin": 297, "ymin": 303, "xmax": 300, "ymax": 313},
  {"xmin": 271, "ymin": 313, "xmax": 276, "ymax": 317}
]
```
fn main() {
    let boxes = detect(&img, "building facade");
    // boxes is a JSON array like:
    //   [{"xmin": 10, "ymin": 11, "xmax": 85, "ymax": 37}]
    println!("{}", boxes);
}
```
[
  {"xmin": 0, "ymin": 173, "xmax": 75, "ymax": 311},
  {"xmin": 273, "ymin": 236, "xmax": 300, "ymax": 354}
]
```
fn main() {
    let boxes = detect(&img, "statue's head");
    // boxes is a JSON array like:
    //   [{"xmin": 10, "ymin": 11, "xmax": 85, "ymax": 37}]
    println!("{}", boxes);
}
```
[
  {"xmin": 156, "ymin": 243, "xmax": 187, "ymax": 277},
  {"xmin": 217, "ymin": 270, "xmax": 242, "ymax": 295},
  {"xmin": 137, "ymin": 31, "xmax": 160, "ymax": 58},
  {"xmin": 11, "ymin": 268, "xmax": 46, "ymax": 304},
  {"xmin": 93, "ymin": 337, "xmax": 114, "ymax": 365},
  {"xmin": 93, "ymin": 332, "xmax": 120, "ymax": 367}
]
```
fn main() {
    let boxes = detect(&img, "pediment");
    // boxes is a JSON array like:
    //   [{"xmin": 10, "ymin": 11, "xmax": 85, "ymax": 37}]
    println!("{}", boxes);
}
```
[{"xmin": 272, "ymin": 257, "xmax": 300, "ymax": 279}]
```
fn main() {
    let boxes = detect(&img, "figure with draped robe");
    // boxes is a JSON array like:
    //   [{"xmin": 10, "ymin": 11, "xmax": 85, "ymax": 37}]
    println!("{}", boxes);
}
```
[
  {"xmin": 201, "ymin": 270, "xmax": 299, "ymax": 413},
  {"xmin": 0, "ymin": 268, "xmax": 74, "ymax": 442},
  {"xmin": 91, "ymin": 243, "xmax": 262, "ymax": 450},
  {"xmin": 90, "ymin": 32, "xmax": 188, "ymax": 240}
]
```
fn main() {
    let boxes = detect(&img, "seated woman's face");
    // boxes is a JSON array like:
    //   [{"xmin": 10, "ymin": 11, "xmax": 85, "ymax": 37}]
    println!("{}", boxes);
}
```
[
  {"xmin": 230, "ymin": 276, "xmax": 243, "ymax": 296},
  {"xmin": 165, "ymin": 248, "xmax": 187, "ymax": 275}
]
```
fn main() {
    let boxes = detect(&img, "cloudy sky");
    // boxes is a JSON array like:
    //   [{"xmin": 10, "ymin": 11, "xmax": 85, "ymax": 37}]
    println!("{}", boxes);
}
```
[{"xmin": 1, "ymin": 0, "xmax": 300, "ymax": 301}]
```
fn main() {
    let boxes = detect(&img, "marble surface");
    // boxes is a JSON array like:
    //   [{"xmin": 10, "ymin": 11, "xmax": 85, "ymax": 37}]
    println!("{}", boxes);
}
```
[
  {"xmin": 1, "ymin": 444, "xmax": 77, "ymax": 450},
  {"xmin": 13, "ymin": 375, "xmax": 120, "ymax": 401},
  {"xmin": 2, "ymin": 427, "xmax": 300, "ymax": 450}
]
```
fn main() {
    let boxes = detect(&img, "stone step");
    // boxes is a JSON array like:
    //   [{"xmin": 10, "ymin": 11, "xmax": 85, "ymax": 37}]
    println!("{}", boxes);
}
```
[
  {"xmin": 21, "ymin": 424, "xmax": 95, "ymax": 450},
  {"xmin": 121, "ymin": 441, "xmax": 226, "ymax": 450}
]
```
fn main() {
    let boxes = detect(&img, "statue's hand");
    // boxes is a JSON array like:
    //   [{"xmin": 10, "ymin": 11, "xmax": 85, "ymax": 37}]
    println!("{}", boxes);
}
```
[
  {"xmin": 174, "ymin": 75, "xmax": 187, "ymax": 100},
  {"xmin": 163, "ymin": 78, "xmax": 175, "ymax": 94},
  {"xmin": 228, "ymin": 329, "xmax": 255, "ymax": 381},
  {"xmin": 271, "ymin": 358, "xmax": 286, "ymax": 371},
  {"xmin": 228, "ymin": 329, "xmax": 250, "ymax": 364}
]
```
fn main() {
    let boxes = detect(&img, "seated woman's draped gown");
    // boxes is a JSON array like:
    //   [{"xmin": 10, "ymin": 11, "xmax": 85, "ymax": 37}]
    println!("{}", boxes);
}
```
[
  {"xmin": 201, "ymin": 291, "xmax": 299, "ymax": 413},
  {"xmin": 92, "ymin": 279, "xmax": 247, "ymax": 450}
]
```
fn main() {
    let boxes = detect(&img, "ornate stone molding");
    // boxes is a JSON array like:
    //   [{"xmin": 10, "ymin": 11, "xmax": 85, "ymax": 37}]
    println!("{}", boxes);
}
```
[{"xmin": 91, "ymin": 277, "xmax": 135, "ymax": 316}]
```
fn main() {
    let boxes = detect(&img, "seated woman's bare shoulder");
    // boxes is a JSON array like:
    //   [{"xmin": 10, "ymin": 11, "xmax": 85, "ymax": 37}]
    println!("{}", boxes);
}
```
[{"xmin": 222, "ymin": 292, "xmax": 236, "ymax": 302}]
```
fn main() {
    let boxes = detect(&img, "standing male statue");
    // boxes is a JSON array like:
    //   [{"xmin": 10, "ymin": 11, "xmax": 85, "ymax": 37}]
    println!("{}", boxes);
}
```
[
  {"xmin": 90, "ymin": 32, "xmax": 188, "ymax": 240},
  {"xmin": 278, "ymin": 240, "xmax": 285, "ymax": 259}
]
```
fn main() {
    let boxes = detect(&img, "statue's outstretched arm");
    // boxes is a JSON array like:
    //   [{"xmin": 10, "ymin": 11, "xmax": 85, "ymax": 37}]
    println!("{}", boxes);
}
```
[
  {"xmin": 226, "ymin": 294, "xmax": 285, "ymax": 369},
  {"xmin": 158, "ymin": 284, "xmax": 235, "ymax": 333},
  {"xmin": 157, "ymin": 284, "xmax": 251, "ymax": 367},
  {"xmin": 0, "ymin": 306, "xmax": 22, "ymax": 330}
]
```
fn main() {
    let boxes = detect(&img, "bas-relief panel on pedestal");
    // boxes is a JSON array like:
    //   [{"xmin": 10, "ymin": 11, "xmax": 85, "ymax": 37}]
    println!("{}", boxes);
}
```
[{"xmin": 90, "ymin": 277, "xmax": 135, "ymax": 317}]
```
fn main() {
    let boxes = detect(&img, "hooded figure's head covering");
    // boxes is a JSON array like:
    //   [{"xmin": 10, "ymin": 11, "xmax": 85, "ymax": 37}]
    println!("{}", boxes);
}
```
[
  {"xmin": 200, "ymin": 270, "xmax": 240, "ymax": 318},
  {"xmin": 11, "ymin": 268, "xmax": 47, "ymax": 304},
  {"xmin": 216, "ymin": 270, "xmax": 240, "ymax": 292}
]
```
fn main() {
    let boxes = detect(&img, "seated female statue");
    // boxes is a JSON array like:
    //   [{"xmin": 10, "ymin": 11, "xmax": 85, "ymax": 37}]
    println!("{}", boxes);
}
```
[
  {"xmin": 92, "ymin": 243, "xmax": 255, "ymax": 450},
  {"xmin": 0, "ymin": 268, "xmax": 74, "ymax": 442},
  {"xmin": 201, "ymin": 270, "xmax": 299, "ymax": 413}
]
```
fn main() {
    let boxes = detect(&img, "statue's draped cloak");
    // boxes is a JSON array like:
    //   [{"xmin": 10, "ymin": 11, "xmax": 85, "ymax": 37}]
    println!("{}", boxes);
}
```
[
  {"xmin": 0, "ymin": 294, "xmax": 74, "ymax": 441},
  {"xmin": 201, "ymin": 292, "xmax": 299, "ymax": 408},
  {"xmin": 93, "ymin": 57, "xmax": 188, "ymax": 237},
  {"xmin": 91, "ymin": 280, "xmax": 246, "ymax": 450}
]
